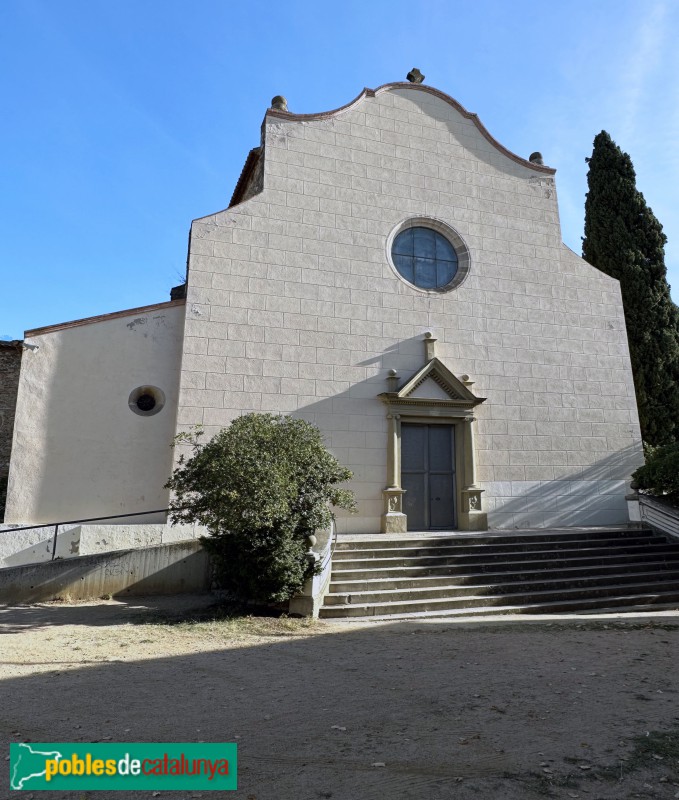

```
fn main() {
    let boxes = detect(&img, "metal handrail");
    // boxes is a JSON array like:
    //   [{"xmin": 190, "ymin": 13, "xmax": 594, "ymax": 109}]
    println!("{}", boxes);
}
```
[
  {"xmin": 1, "ymin": 508, "xmax": 171, "ymax": 534},
  {"xmin": 1, "ymin": 508, "xmax": 172, "ymax": 562},
  {"xmin": 2, "ymin": 508, "xmax": 340, "ymax": 564}
]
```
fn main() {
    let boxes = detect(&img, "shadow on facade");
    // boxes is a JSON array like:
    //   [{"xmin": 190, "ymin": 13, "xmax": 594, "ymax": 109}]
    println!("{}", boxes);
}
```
[
  {"xmin": 485, "ymin": 444, "xmax": 642, "ymax": 529},
  {"xmin": 400, "ymin": 90, "xmax": 550, "ymax": 182},
  {"xmin": 284, "ymin": 354, "xmax": 641, "ymax": 531},
  {"xmin": 11, "ymin": 323, "xmax": 642, "ymax": 534}
]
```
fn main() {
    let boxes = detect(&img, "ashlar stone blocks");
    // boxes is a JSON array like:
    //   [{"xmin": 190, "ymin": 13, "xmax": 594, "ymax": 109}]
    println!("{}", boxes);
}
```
[{"xmin": 176, "ymin": 83, "xmax": 643, "ymax": 532}]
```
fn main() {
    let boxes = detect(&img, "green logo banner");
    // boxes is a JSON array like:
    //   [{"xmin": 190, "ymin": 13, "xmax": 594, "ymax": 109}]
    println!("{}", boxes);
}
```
[{"xmin": 10, "ymin": 742, "xmax": 237, "ymax": 791}]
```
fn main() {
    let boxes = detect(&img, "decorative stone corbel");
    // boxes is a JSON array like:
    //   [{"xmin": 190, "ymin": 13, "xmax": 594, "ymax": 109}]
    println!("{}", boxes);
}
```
[{"xmin": 381, "ymin": 488, "xmax": 407, "ymax": 533}]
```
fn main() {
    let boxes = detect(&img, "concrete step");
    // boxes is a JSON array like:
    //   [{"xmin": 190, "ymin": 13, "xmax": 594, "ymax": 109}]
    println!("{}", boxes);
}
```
[
  {"xmin": 321, "ymin": 527, "xmax": 679, "ymax": 619},
  {"xmin": 330, "ymin": 559, "xmax": 679, "ymax": 593},
  {"xmin": 331, "ymin": 544, "xmax": 679, "ymax": 574},
  {"xmin": 332, "ymin": 535, "xmax": 669, "ymax": 561},
  {"xmin": 324, "ymin": 569, "xmax": 679, "ymax": 605},
  {"xmin": 322, "ymin": 596, "xmax": 679, "ymax": 622},
  {"xmin": 319, "ymin": 582, "xmax": 679, "ymax": 618},
  {"xmin": 334, "ymin": 529, "xmax": 657, "ymax": 551}
]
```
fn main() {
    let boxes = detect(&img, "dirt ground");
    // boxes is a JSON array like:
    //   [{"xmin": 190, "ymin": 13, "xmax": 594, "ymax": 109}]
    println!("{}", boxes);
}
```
[{"xmin": 1, "ymin": 594, "xmax": 679, "ymax": 800}]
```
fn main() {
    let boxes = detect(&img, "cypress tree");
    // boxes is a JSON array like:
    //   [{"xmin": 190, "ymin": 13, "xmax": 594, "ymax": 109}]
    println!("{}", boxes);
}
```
[{"xmin": 583, "ymin": 130, "xmax": 679, "ymax": 445}]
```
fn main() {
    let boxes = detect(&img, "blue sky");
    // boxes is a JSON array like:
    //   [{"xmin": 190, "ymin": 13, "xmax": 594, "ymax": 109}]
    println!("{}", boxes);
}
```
[{"xmin": 2, "ymin": 0, "xmax": 678, "ymax": 339}]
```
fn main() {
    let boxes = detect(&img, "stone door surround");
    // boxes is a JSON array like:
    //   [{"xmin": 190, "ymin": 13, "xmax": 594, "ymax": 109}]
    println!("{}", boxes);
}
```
[{"xmin": 378, "ymin": 333, "xmax": 487, "ymax": 533}]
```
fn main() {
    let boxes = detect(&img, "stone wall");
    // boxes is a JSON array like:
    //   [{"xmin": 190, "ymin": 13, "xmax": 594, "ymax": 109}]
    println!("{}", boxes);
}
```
[
  {"xmin": 0, "ymin": 342, "xmax": 22, "ymax": 520},
  {"xmin": 176, "ymin": 83, "xmax": 643, "ymax": 531},
  {"xmin": 0, "ymin": 521, "xmax": 205, "ymax": 569}
]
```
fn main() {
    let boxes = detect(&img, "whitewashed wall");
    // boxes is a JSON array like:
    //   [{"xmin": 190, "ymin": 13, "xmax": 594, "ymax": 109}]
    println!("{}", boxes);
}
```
[
  {"xmin": 177, "ymin": 83, "xmax": 643, "ymax": 532},
  {"xmin": 5, "ymin": 302, "xmax": 185, "ymax": 524},
  {"xmin": 0, "ymin": 520, "xmax": 204, "ymax": 568}
]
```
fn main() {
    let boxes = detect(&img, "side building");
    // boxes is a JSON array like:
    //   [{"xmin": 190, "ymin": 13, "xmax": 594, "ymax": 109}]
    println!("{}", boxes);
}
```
[{"xmin": 4, "ymin": 302, "xmax": 184, "ymax": 525}]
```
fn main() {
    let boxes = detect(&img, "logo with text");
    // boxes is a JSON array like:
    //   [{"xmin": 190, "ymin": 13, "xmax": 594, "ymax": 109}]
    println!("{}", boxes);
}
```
[{"xmin": 10, "ymin": 743, "xmax": 237, "ymax": 791}]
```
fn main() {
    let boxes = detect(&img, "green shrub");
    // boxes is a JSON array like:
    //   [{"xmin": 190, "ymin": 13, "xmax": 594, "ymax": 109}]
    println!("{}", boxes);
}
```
[
  {"xmin": 165, "ymin": 414, "xmax": 355, "ymax": 603},
  {"xmin": 632, "ymin": 442, "xmax": 679, "ymax": 504}
]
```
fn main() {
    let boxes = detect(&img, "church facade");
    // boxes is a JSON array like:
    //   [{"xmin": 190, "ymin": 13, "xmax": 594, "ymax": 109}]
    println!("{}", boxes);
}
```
[{"xmin": 4, "ymin": 77, "xmax": 644, "ymax": 534}]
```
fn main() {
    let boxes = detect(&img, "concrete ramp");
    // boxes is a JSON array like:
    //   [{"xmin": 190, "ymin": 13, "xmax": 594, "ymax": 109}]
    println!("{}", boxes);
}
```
[{"xmin": 0, "ymin": 540, "xmax": 211, "ymax": 604}]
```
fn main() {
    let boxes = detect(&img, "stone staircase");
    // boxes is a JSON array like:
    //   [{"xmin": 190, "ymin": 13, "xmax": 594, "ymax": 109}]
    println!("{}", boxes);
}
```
[{"xmin": 319, "ymin": 528, "xmax": 679, "ymax": 619}]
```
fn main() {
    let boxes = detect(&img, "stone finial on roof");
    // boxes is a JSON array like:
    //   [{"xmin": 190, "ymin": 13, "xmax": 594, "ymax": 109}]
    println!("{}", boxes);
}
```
[
  {"xmin": 271, "ymin": 95, "xmax": 288, "ymax": 111},
  {"xmin": 529, "ymin": 152, "xmax": 544, "ymax": 165},
  {"xmin": 406, "ymin": 68, "xmax": 425, "ymax": 84}
]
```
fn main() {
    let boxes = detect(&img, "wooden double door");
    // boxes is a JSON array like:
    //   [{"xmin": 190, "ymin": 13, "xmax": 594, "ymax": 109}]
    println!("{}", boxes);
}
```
[{"xmin": 401, "ymin": 423, "xmax": 457, "ymax": 530}]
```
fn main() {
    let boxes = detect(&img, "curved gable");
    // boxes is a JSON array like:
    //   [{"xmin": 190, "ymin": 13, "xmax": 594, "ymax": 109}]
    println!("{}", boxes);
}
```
[{"xmin": 266, "ymin": 81, "xmax": 555, "ymax": 176}]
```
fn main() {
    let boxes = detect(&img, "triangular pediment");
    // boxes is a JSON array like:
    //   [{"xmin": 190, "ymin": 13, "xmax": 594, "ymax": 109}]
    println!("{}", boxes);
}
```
[
  {"xmin": 408, "ymin": 376, "xmax": 454, "ymax": 401},
  {"xmin": 399, "ymin": 358, "xmax": 480, "ymax": 403},
  {"xmin": 379, "ymin": 358, "xmax": 485, "ymax": 409}
]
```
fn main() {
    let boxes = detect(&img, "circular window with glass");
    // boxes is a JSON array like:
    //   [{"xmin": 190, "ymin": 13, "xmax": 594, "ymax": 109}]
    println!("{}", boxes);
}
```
[{"xmin": 388, "ymin": 219, "xmax": 470, "ymax": 293}]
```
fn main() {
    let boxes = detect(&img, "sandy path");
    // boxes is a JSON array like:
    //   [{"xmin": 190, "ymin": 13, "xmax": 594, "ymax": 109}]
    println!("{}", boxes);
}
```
[{"xmin": 1, "ymin": 595, "xmax": 679, "ymax": 799}]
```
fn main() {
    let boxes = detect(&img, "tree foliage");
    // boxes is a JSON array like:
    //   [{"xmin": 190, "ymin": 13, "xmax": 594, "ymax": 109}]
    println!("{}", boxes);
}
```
[
  {"xmin": 582, "ymin": 130, "xmax": 679, "ymax": 445},
  {"xmin": 632, "ymin": 442, "xmax": 679, "ymax": 505},
  {"xmin": 165, "ymin": 413, "xmax": 355, "ymax": 603}
]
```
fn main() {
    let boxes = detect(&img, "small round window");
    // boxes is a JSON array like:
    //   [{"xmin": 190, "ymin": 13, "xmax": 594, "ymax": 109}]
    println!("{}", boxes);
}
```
[
  {"xmin": 136, "ymin": 393, "xmax": 156, "ymax": 412},
  {"xmin": 128, "ymin": 385, "xmax": 165, "ymax": 417},
  {"xmin": 388, "ymin": 218, "xmax": 470, "ymax": 293}
]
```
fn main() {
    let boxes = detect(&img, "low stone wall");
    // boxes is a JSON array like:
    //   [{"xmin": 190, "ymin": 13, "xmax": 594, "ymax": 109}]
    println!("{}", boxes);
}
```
[
  {"xmin": 288, "ymin": 527, "xmax": 334, "ymax": 618},
  {"xmin": 1, "ymin": 522, "xmax": 329, "ymax": 617},
  {"xmin": 78, "ymin": 522, "xmax": 205, "ymax": 555},
  {"xmin": 0, "ymin": 540, "xmax": 211, "ymax": 604},
  {"xmin": 638, "ymin": 495, "xmax": 679, "ymax": 541},
  {"xmin": 0, "ymin": 524, "xmax": 81, "ymax": 568},
  {"xmin": 0, "ymin": 522, "xmax": 206, "ymax": 568}
]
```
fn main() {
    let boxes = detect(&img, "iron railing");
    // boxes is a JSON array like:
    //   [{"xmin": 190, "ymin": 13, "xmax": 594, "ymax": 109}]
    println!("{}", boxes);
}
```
[
  {"xmin": 1, "ymin": 509, "xmax": 171, "ymax": 560},
  {"xmin": 2, "ymin": 508, "xmax": 341, "ymax": 564}
]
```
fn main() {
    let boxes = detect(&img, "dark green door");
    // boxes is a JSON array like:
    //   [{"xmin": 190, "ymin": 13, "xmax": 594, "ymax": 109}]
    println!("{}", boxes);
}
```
[{"xmin": 401, "ymin": 423, "xmax": 456, "ymax": 530}]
